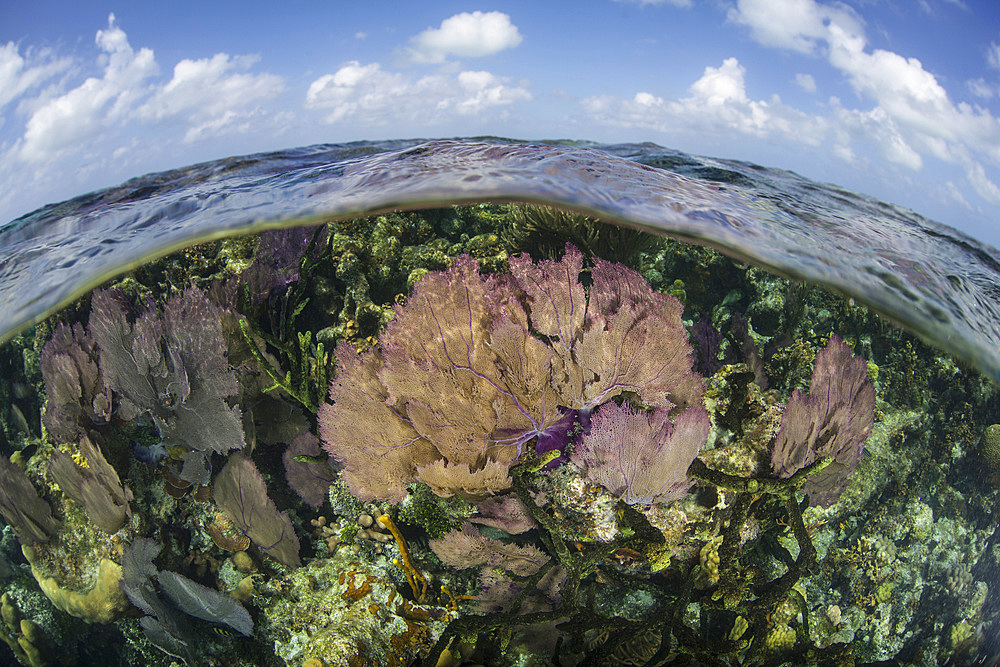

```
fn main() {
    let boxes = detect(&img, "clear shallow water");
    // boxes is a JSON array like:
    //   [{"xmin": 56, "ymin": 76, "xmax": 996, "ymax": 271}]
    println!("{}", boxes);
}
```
[
  {"xmin": 2, "ymin": 138, "xmax": 1000, "ymax": 381},
  {"xmin": 1, "ymin": 139, "xmax": 999, "ymax": 667}
]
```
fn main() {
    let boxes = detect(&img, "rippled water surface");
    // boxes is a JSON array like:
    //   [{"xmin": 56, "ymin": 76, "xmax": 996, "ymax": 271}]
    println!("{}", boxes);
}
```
[{"xmin": 2, "ymin": 138, "xmax": 1000, "ymax": 379}]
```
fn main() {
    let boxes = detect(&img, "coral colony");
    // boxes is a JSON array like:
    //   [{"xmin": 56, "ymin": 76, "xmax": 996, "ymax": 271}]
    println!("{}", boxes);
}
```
[{"xmin": 3, "ymin": 214, "xmax": 962, "ymax": 667}]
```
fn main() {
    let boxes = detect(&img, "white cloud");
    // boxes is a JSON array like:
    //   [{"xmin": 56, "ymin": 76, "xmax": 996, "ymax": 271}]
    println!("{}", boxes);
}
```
[
  {"xmin": 19, "ymin": 14, "xmax": 158, "ymax": 162},
  {"xmin": 404, "ymin": 11, "xmax": 522, "ymax": 65},
  {"xmin": 689, "ymin": 58, "xmax": 750, "ymax": 105},
  {"xmin": 727, "ymin": 0, "xmax": 864, "ymax": 55},
  {"xmin": 967, "ymin": 160, "xmax": 1000, "ymax": 204},
  {"xmin": 943, "ymin": 181, "xmax": 973, "ymax": 210},
  {"xmin": 831, "ymin": 102, "xmax": 923, "ymax": 170},
  {"xmin": 968, "ymin": 78, "xmax": 995, "ymax": 99},
  {"xmin": 306, "ymin": 60, "xmax": 530, "ymax": 125},
  {"xmin": 0, "ymin": 42, "xmax": 72, "ymax": 110},
  {"xmin": 584, "ymin": 58, "xmax": 826, "ymax": 145},
  {"xmin": 918, "ymin": 0, "xmax": 970, "ymax": 13},
  {"xmin": 0, "ymin": 13, "xmax": 291, "ymax": 225},
  {"xmin": 833, "ymin": 143, "xmax": 857, "ymax": 164},
  {"xmin": 138, "ymin": 53, "xmax": 283, "ymax": 142},
  {"xmin": 728, "ymin": 0, "xmax": 1000, "ymax": 208},
  {"xmin": 989, "ymin": 40, "xmax": 1000, "ymax": 70},
  {"xmin": 11, "ymin": 14, "xmax": 286, "ymax": 163},
  {"xmin": 795, "ymin": 73, "xmax": 817, "ymax": 93}
]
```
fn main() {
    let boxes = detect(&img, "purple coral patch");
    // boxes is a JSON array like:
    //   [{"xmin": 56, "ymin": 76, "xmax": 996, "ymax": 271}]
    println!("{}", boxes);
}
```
[{"xmin": 320, "ymin": 246, "xmax": 704, "ymax": 503}]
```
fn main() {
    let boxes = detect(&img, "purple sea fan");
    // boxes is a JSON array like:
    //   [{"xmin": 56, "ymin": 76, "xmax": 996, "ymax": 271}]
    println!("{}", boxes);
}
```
[
  {"xmin": 571, "ymin": 401, "xmax": 710, "ymax": 505},
  {"xmin": 429, "ymin": 522, "xmax": 546, "ymax": 576},
  {"xmin": 0, "ymin": 456, "xmax": 58, "ymax": 545},
  {"xmin": 509, "ymin": 245, "xmax": 703, "ymax": 413},
  {"xmin": 690, "ymin": 316, "xmax": 723, "ymax": 377},
  {"xmin": 770, "ymin": 335, "xmax": 875, "ymax": 508},
  {"xmin": 88, "ymin": 287, "xmax": 244, "ymax": 457},
  {"xmin": 49, "ymin": 434, "xmax": 133, "ymax": 533},
  {"xmin": 214, "ymin": 454, "xmax": 301, "ymax": 567},
  {"xmin": 319, "ymin": 247, "xmax": 705, "ymax": 503},
  {"xmin": 319, "ymin": 254, "xmax": 564, "ymax": 502},
  {"xmin": 40, "ymin": 322, "xmax": 112, "ymax": 444},
  {"xmin": 282, "ymin": 431, "xmax": 336, "ymax": 509},
  {"xmin": 470, "ymin": 495, "xmax": 538, "ymax": 535}
]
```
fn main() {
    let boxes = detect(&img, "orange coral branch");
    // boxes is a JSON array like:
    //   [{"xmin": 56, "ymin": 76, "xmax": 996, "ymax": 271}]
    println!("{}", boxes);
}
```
[
  {"xmin": 378, "ymin": 514, "xmax": 428, "ymax": 601},
  {"xmin": 439, "ymin": 586, "xmax": 476, "ymax": 612}
]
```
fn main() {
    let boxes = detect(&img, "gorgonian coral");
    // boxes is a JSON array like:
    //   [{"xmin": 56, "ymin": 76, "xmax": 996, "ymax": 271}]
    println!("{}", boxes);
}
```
[
  {"xmin": 87, "ymin": 287, "xmax": 245, "ymax": 483},
  {"xmin": 770, "ymin": 334, "xmax": 876, "ymax": 507},
  {"xmin": 214, "ymin": 454, "xmax": 301, "ymax": 567},
  {"xmin": 570, "ymin": 400, "xmax": 710, "ymax": 506},
  {"xmin": 40, "ymin": 321, "xmax": 111, "ymax": 444},
  {"xmin": 319, "ymin": 245, "xmax": 702, "ymax": 502}
]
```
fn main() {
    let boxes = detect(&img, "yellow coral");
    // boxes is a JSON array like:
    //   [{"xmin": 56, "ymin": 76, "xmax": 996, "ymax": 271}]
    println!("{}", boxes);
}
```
[
  {"xmin": 764, "ymin": 623, "xmax": 796, "ymax": 652},
  {"xmin": 378, "ymin": 514, "xmax": 428, "ymax": 601},
  {"xmin": 700, "ymin": 536, "xmax": 723, "ymax": 584},
  {"xmin": 0, "ymin": 593, "xmax": 48, "ymax": 667},
  {"xmin": 729, "ymin": 615, "xmax": 749, "ymax": 642},
  {"xmin": 24, "ymin": 547, "xmax": 127, "ymax": 624}
]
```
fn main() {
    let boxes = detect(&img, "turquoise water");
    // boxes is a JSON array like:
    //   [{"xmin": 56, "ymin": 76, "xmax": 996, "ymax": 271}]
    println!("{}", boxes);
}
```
[{"xmin": 0, "ymin": 138, "xmax": 997, "ymax": 666}]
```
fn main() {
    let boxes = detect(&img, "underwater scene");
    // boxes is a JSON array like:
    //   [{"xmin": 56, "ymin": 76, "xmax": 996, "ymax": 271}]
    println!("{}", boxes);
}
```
[{"xmin": 0, "ymin": 139, "xmax": 999, "ymax": 666}]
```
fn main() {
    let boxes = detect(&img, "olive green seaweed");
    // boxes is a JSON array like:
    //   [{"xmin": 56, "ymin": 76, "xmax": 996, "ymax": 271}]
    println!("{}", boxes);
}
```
[
  {"xmin": 238, "ymin": 226, "xmax": 332, "ymax": 412},
  {"xmin": 421, "ymin": 453, "xmax": 844, "ymax": 666}
]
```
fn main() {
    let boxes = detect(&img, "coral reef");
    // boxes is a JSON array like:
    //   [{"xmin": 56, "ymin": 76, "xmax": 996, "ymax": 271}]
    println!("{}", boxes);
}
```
[
  {"xmin": 0, "ymin": 207, "xmax": 996, "ymax": 667},
  {"xmin": 24, "ymin": 548, "xmax": 127, "ymax": 624},
  {"xmin": 263, "ymin": 552, "xmax": 456, "ymax": 666}
]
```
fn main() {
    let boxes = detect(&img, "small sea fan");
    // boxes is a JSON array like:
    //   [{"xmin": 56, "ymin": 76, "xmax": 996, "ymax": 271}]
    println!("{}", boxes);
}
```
[{"xmin": 571, "ymin": 401, "xmax": 710, "ymax": 505}]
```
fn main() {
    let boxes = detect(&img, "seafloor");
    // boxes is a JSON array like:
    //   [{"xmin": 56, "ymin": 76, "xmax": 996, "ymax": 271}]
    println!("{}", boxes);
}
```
[{"xmin": 0, "ymin": 204, "xmax": 997, "ymax": 667}]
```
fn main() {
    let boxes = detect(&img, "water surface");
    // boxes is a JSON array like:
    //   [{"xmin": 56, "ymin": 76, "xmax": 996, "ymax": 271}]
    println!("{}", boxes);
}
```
[{"xmin": 3, "ymin": 138, "xmax": 999, "ymax": 380}]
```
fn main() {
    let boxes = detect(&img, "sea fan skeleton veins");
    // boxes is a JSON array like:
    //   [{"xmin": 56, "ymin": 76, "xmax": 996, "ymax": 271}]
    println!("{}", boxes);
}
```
[{"xmin": 318, "ymin": 244, "xmax": 705, "ymax": 502}]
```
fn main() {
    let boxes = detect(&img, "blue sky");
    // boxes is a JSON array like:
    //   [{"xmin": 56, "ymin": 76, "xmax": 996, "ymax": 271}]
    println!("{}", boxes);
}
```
[{"xmin": 3, "ymin": 0, "xmax": 1000, "ymax": 246}]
